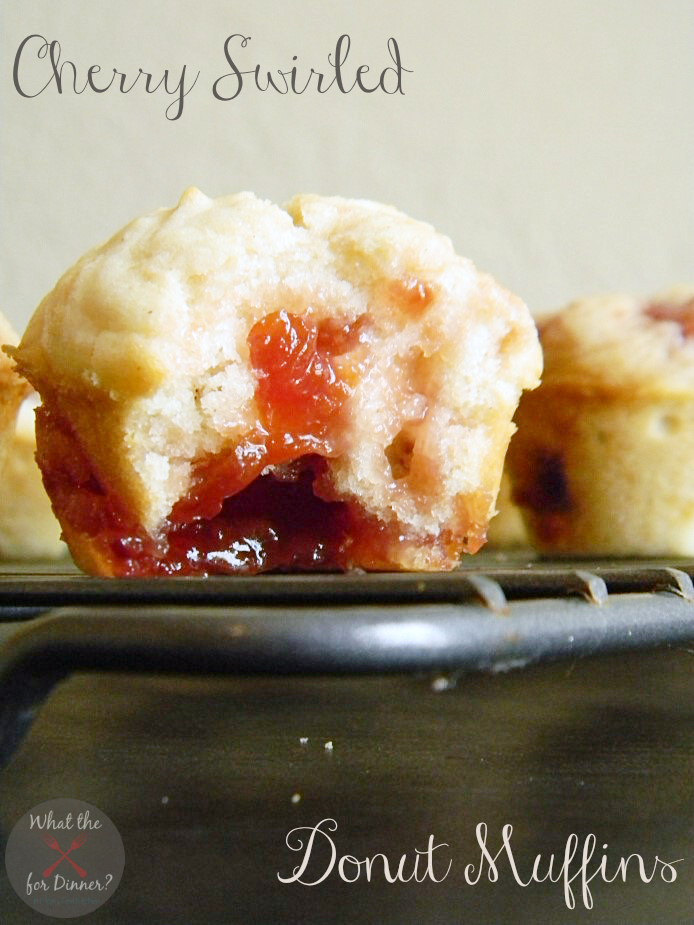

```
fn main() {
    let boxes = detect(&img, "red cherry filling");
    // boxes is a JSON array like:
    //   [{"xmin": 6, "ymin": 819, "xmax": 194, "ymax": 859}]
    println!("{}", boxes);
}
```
[{"xmin": 37, "ymin": 311, "xmax": 382, "ymax": 575}]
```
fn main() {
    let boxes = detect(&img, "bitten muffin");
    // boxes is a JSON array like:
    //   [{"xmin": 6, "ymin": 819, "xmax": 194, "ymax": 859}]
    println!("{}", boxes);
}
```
[
  {"xmin": 507, "ymin": 287, "xmax": 694, "ymax": 555},
  {"xmin": 0, "ymin": 313, "xmax": 29, "ymax": 473},
  {"xmin": 10, "ymin": 189, "xmax": 542, "ymax": 576},
  {"xmin": 0, "ymin": 396, "xmax": 66, "ymax": 561}
]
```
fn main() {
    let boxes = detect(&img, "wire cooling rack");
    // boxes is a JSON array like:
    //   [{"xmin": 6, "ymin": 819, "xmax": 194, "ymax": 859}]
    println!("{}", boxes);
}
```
[{"xmin": 0, "ymin": 555, "xmax": 693, "ymax": 767}]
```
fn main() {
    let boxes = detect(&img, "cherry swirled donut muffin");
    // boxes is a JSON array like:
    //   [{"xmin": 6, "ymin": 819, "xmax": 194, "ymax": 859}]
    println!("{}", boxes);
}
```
[
  {"xmin": 9, "ymin": 189, "xmax": 542, "ymax": 575},
  {"xmin": 507, "ymin": 287, "xmax": 694, "ymax": 555}
]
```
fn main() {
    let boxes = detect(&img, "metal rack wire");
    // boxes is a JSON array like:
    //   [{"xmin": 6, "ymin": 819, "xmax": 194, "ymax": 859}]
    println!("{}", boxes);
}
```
[{"xmin": 0, "ymin": 556, "xmax": 693, "ymax": 768}]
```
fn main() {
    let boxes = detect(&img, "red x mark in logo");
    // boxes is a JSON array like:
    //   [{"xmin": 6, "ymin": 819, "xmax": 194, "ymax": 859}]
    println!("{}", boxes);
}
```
[{"xmin": 40, "ymin": 831, "xmax": 89, "ymax": 878}]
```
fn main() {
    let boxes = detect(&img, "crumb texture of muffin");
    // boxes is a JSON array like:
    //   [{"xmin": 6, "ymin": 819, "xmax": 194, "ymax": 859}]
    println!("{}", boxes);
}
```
[
  {"xmin": 507, "ymin": 288, "xmax": 694, "ymax": 555},
  {"xmin": 0, "ymin": 312, "xmax": 30, "ymax": 473},
  {"xmin": 11, "ymin": 189, "xmax": 541, "ymax": 575}
]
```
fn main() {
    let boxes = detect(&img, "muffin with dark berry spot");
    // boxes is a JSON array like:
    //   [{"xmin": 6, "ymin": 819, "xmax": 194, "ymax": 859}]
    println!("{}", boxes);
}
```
[{"xmin": 507, "ymin": 287, "xmax": 694, "ymax": 555}]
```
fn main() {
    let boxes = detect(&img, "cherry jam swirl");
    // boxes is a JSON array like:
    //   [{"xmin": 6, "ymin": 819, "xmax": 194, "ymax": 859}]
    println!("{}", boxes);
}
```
[{"xmin": 41, "ymin": 310, "xmax": 380, "ymax": 575}]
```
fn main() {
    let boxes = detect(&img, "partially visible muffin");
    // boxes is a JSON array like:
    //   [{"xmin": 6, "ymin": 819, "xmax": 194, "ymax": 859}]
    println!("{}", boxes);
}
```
[
  {"xmin": 10, "ymin": 189, "xmax": 541, "ymax": 575},
  {"xmin": 486, "ymin": 470, "xmax": 529, "ymax": 548},
  {"xmin": 0, "ymin": 396, "xmax": 66, "ymax": 561},
  {"xmin": 507, "ymin": 287, "xmax": 694, "ymax": 555},
  {"xmin": 0, "ymin": 313, "xmax": 29, "ymax": 472}
]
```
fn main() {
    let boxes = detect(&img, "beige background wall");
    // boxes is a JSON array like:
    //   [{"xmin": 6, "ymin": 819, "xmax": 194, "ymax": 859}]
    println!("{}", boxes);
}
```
[{"xmin": 2, "ymin": 0, "xmax": 692, "ymax": 334}]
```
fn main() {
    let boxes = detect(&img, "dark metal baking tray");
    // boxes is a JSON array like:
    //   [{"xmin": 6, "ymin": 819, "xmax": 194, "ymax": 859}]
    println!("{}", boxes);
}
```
[{"xmin": 0, "ymin": 555, "xmax": 693, "ymax": 770}]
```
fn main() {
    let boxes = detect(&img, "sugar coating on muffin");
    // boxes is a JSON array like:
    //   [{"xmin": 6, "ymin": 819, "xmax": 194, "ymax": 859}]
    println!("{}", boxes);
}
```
[
  {"xmin": 508, "ymin": 287, "xmax": 694, "ymax": 555},
  {"xmin": 11, "ymin": 189, "xmax": 542, "ymax": 575}
]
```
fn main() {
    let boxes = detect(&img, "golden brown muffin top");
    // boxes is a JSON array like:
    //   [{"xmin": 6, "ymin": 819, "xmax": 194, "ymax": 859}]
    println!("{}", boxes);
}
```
[{"xmin": 539, "ymin": 287, "xmax": 694, "ymax": 398}]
